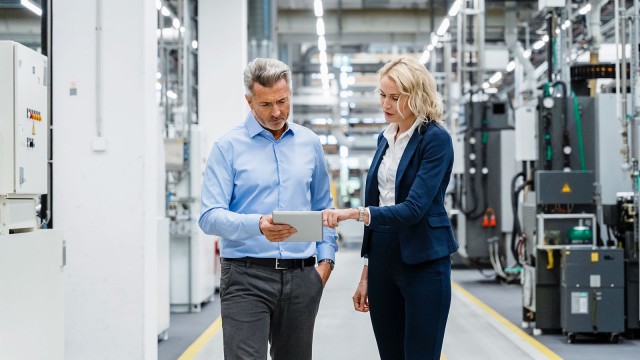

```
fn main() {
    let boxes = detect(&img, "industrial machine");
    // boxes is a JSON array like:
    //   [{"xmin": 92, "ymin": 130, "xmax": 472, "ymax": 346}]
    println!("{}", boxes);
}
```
[
  {"xmin": 560, "ymin": 248, "xmax": 624, "ymax": 343},
  {"xmin": 0, "ymin": 41, "xmax": 64, "ymax": 360},
  {"xmin": 451, "ymin": 99, "xmax": 517, "ymax": 280},
  {"xmin": 519, "ymin": 91, "xmax": 638, "ymax": 337},
  {"xmin": 165, "ymin": 125, "xmax": 219, "ymax": 313}
]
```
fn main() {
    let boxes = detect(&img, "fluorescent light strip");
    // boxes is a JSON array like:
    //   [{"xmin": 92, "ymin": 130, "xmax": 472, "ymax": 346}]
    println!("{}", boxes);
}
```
[
  {"xmin": 314, "ymin": 0, "xmax": 323, "ymax": 17},
  {"xmin": 316, "ymin": 18, "xmax": 325, "ymax": 36},
  {"xmin": 436, "ymin": 18, "xmax": 450, "ymax": 36},
  {"xmin": 21, "ymin": 0, "xmax": 42, "ymax": 16},
  {"xmin": 448, "ymin": 0, "xmax": 462, "ymax": 17}
]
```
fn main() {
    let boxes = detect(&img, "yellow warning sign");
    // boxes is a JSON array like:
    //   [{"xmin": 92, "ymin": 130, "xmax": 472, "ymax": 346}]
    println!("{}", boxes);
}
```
[{"xmin": 561, "ymin": 183, "xmax": 572, "ymax": 193}]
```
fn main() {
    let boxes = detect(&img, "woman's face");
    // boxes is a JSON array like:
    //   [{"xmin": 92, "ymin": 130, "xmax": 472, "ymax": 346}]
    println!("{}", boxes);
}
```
[{"xmin": 379, "ymin": 75, "xmax": 415, "ymax": 126}]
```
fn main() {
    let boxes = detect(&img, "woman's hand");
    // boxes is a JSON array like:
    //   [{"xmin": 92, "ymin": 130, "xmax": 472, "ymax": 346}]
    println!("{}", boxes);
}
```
[
  {"xmin": 322, "ymin": 208, "xmax": 357, "ymax": 228},
  {"xmin": 353, "ymin": 265, "xmax": 369, "ymax": 312}
]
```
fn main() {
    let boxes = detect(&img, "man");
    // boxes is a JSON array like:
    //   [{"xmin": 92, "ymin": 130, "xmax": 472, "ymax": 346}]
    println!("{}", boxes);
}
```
[{"xmin": 199, "ymin": 58, "xmax": 337, "ymax": 360}]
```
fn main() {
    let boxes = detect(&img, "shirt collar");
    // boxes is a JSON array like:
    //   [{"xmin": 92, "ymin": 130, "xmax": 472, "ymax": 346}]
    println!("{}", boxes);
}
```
[
  {"xmin": 245, "ymin": 112, "xmax": 293, "ymax": 139},
  {"xmin": 382, "ymin": 118, "xmax": 421, "ymax": 144}
]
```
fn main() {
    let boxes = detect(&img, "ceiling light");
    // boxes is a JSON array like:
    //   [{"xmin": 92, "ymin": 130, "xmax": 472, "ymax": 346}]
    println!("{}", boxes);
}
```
[
  {"xmin": 166, "ymin": 90, "xmax": 177, "ymax": 99},
  {"xmin": 21, "ymin": 0, "xmax": 42, "ymax": 16},
  {"xmin": 318, "ymin": 36, "xmax": 327, "ymax": 52},
  {"xmin": 156, "ymin": 72, "xmax": 162, "ymax": 79},
  {"xmin": 314, "ymin": 0, "xmax": 323, "ymax": 17},
  {"xmin": 533, "ymin": 40, "xmax": 546, "ymax": 50},
  {"xmin": 542, "ymin": 35, "xmax": 549, "ymax": 43},
  {"xmin": 427, "ymin": 44, "xmax": 434, "ymax": 51},
  {"xmin": 191, "ymin": 40, "xmax": 198, "ymax": 49},
  {"xmin": 172, "ymin": 18, "xmax": 181, "ymax": 29},
  {"xmin": 156, "ymin": 1, "xmax": 162, "ymax": 10},
  {"xmin": 436, "ymin": 18, "xmax": 450, "ymax": 36},
  {"xmin": 482, "ymin": 82, "xmax": 490, "ymax": 89},
  {"xmin": 179, "ymin": 26, "xmax": 185, "ymax": 33},
  {"xmin": 320, "ymin": 63, "xmax": 328, "ymax": 75},
  {"xmin": 161, "ymin": 6, "xmax": 171, "ymax": 17},
  {"xmin": 319, "ymin": 51, "xmax": 327, "ymax": 64},
  {"xmin": 578, "ymin": 3, "xmax": 591, "ymax": 15},
  {"xmin": 448, "ymin": 0, "xmax": 462, "ymax": 17},
  {"xmin": 562, "ymin": 20, "xmax": 571, "ymax": 30},
  {"xmin": 506, "ymin": 61, "xmax": 515, "ymax": 72},
  {"xmin": 485, "ymin": 87, "xmax": 498, "ymax": 94},
  {"xmin": 523, "ymin": 49, "xmax": 532, "ymax": 58},
  {"xmin": 489, "ymin": 72, "xmax": 502, "ymax": 84},
  {"xmin": 431, "ymin": 34, "xmax": 439, "ymax": 47},
  {"xmin": 419, "ymin": 50, "xmax": 430, "ymax": 64},
  {"xmin": 316, "ymin": 18, "xmax": 325, "ymax": 36}
]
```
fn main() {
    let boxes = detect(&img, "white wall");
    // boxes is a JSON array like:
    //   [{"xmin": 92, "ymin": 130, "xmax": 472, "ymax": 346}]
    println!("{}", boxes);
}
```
[
  {"xmin": 198, "ymin": 0, "xmax": 248, "ymax": 146},
  {"xmin": 52, "ymin": 0, "xmax": 159, "ymax": 358}
]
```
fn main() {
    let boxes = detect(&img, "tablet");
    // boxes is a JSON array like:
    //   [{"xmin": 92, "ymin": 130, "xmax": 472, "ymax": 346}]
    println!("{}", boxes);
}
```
[{"xmin": 272, "ymin": 211, "xmax": 323, "ymax": 242}]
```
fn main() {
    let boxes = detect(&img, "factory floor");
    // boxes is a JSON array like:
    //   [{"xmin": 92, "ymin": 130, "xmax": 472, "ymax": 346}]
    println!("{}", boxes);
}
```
[{"xmin": 159, "ymin": 245, "xmax": 640, "ymax": 360}]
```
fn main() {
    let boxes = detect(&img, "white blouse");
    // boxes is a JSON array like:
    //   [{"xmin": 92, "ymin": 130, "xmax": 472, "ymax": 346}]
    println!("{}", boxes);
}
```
[{"xmin": 376, "ymin": 120, "xmax": 421, "ymax": 207}]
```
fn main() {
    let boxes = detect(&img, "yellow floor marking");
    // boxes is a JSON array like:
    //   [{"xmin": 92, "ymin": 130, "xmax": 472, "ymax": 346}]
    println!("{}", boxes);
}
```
[
  {"xmin": 452, "ymin": 282, "xmax": 562, "ymax": 360},
  {"xmin": 178, "ymin": 316, "xmax": 223, "ymax": 360}
]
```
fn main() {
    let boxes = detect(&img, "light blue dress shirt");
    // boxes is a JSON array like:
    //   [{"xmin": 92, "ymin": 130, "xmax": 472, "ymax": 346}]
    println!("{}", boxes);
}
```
[{"xmin": 199, "ymin": 113, "xmax": 338, "ymax": 262}]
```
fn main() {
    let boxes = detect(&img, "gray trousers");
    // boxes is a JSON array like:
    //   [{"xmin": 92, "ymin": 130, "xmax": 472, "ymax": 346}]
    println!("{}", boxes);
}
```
[{"xmin": 220, "ymin": 260, "xmax": 324, "ymax": 360}]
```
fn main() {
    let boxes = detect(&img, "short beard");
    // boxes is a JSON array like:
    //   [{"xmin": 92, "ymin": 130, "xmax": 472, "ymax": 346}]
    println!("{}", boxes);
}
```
[{"xmin": 253, "ymin": 111, "xmax": 289, "ymax": 131}]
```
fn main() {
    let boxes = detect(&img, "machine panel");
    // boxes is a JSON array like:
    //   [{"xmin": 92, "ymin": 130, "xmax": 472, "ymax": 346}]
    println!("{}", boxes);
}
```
[{"xmin": 0, "ymin": 41, "xmax": 48, "ymax": 196}]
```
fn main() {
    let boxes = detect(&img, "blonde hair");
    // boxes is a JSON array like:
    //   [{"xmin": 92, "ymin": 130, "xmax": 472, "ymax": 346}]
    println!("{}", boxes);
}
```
[{"xmin": 378, "ymin": 56, "xmax": 444, "ymax": 126}]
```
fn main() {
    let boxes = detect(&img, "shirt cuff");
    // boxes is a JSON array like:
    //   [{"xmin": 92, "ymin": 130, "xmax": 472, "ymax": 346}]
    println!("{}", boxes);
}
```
[
  {"xmin": 250, "ymin": 214, "xmax": 265, "ymax": 237},
  {"xmin": 316, "ymin": 243, "xmax": 336, "ymax": 263},
  {"xmin": 364, "ymin": 207, "xmax": 371, "ymax": 226}
]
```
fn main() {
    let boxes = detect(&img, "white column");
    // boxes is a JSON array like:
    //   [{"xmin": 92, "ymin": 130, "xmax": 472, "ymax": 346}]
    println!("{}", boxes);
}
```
[
  {"xmin": 198, "ymin": 0, "xmax": 248, "ymax": 146},
  {"xmin": 52, "ymin": 0, "xmax": 159, "ymax": 358}
]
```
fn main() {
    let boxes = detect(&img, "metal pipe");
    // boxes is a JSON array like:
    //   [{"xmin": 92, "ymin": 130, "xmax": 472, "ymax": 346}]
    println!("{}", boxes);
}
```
[
  {"xmin": 95, "ymin": 0, "xmax": 103, "ymax": 137},
  {"xmin": 444, "ymin": 33, "xmax": 453, "ymax": 126},
  {"xmin": 621, "ymin": 0, "xmax": 630, "ymax": 168},
  {"xmin": 183, "ymin": 0, "xmax": 194, "ymax": 313},
  {"xmin": 547, "ymin": 11, "xmax": 553, "ymax": 84},
  {"xmin": 477, "ymin": 0, "xmax": 485, "ymax": 89},
  {"xmin": 457, "ymin": 6, "xmax": 463, "ymax": 95},
  {"xmin": 633, "ymin": 0, "xmax": 640, "ymax": 157},
  {"xmin": 588, "ymin": 0, "xmax": 603, "ymax": 96}
]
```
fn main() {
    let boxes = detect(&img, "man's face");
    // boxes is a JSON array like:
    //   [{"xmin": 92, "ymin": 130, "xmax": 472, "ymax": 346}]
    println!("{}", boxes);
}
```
[{"xmin": 245, "ymin": 78, "xmax": 291, "ymax": 136}]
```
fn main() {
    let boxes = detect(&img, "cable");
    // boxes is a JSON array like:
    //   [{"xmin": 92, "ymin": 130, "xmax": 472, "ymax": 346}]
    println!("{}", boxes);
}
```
[
  {"xmin": 571, "ymin": 91, "xmax": 587, "ymax": 171},
  {"xmin": 552, "ymin": 81, "xmax": 571, "ymax": 170},
  {"xmin": 510, "ymin": 172, "xmax": 525, "ymax": 262}
]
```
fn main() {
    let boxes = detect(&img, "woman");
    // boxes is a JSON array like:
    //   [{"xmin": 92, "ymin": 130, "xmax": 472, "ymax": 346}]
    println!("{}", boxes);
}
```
[{"xmin": 323, "ymin": 56, "xmax": 458, "ymax": 360}]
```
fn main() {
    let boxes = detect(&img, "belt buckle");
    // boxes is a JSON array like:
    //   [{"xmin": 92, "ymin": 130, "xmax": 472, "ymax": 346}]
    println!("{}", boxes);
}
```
[{"xmin": 275, "ymin": 258, "xmax": 286, "ymax": 270}]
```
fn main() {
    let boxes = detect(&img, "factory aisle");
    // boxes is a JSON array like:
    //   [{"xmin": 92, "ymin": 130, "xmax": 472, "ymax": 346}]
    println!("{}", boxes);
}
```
[{"xmin": 187, "ymin": 247, "xmax": 561, "ymax": 359}]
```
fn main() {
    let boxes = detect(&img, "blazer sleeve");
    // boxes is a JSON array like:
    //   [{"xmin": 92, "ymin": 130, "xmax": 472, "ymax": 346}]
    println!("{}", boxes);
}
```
[{"xmin": 367, "ymin": 127, "xmax": 453, "ymax": 226}]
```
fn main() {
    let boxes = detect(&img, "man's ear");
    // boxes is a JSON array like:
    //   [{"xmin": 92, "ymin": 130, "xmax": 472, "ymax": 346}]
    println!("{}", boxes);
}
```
[{"xmin": 244, "ymin": 95, "xmax": 252, "ymax": 108}]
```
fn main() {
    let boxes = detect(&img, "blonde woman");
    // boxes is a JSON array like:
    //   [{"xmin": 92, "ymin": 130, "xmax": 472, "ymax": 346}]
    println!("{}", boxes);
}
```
[{"xmin": 323, "ymin": 56, "xmax": 457, "ymax": 360}]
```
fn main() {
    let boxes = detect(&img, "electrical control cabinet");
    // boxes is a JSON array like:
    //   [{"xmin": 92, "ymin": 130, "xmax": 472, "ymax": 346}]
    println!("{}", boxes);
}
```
[
  {"xmin": 0, "ymin": 41, "xmax": 48, "ymax": 196},
  {"xmin": 561, "ymin": 248, "xmax": 624, "ymax": 342}
]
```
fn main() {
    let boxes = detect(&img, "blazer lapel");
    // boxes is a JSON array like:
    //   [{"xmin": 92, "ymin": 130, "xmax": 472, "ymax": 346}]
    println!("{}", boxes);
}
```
[
  {"xmin": 395, "ymin": 128, "xmax": 424, "ymax": 196},
  {"xmin": 366, "ymin": 137, "xmax": 388, "ymax": 206}
]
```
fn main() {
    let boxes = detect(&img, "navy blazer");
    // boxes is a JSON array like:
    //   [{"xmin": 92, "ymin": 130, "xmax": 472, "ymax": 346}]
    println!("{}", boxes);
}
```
[{"xmin": 362, "ymin": 121, "xmax": 458, "ymax": 264}]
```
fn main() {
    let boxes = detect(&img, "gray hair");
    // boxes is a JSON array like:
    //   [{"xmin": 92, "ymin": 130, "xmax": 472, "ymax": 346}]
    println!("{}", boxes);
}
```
[{"xmin": 243, "ymin": 58, "xmax": 292, "ymax": 97}]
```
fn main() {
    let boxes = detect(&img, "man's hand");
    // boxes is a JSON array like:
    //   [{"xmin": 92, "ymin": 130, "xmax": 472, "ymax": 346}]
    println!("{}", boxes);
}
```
[
  {"xmin": 315, "ymin": 261, "xmax": 332, "ymax": 287},
  {"xmin": 259, "ymin": 215, "xmax": 296, "ymax": 242}
]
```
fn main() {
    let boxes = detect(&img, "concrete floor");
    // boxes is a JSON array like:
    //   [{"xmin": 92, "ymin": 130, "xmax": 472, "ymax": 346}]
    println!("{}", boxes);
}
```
[{"xmin": 187, "ymin": 247, "xmax": 570, "ymax": 359}]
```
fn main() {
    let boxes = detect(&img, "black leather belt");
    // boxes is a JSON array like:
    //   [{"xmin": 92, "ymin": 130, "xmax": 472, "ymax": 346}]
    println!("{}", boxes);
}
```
[{"xmin": 223, "ymin": 256, "xmax": 316, "ymax": 270}]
